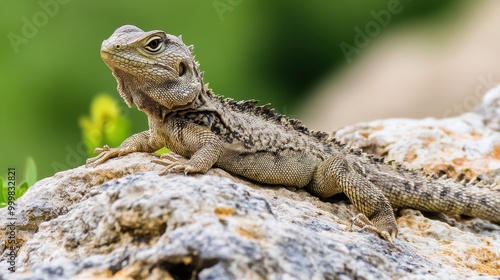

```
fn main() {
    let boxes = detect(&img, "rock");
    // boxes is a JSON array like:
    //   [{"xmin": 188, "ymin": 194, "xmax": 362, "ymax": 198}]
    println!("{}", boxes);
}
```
[
  {"xmin": 3, "ymin": 87, "xmax": 500, "ymax": 278},
  {"xmin": 0, "ymin": 152, "xmax": 499, "ymax": 279},
  {"xmin": 476, "ymin": 85, "xmax": 500, "ymax": 132},
  {"xmin": 335, "ymin": 86, "xmax": 500, "ymax": 184}
]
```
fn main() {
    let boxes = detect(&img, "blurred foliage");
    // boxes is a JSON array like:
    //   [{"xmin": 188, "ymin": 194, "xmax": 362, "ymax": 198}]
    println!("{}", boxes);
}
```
[
  {"xmin": 0, "ymin": 0, "xmax": 458, "ymax": 181},
  {"xmin": 0, "ymin": 158, "xmax": 37, "ymax": 208},
  {"xmin": 79, "ymin": 94, "xmax": 169, "ymax": 157},
  {"xmin": 79, "ymin": 94, "xmax": 130, "ymax": 157}
]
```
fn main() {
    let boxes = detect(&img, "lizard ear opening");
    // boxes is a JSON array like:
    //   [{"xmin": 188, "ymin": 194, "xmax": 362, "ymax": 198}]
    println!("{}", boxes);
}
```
[
  {"xmin": 179, "ymin": 62, "xmax": 186, "ymax": 77},
  {"xmin": 151, "ymin": 58, "xmax": 203, "ymax": 109}
]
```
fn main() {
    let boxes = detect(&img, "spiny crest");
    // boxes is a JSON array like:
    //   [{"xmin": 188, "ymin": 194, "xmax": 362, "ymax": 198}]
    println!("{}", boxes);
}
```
[
  {"xmin": 330, "ymin": 139, "xmax": 423, "ymax": 178},
  {"xmin": 365, "ymin": 149, "xmax": 488, "ymax": 188},
  {"xmin": 206, "ymin": 90, "xmax": 317, "ymax": 135},
  {"xmin": 379, "ymin": 155, "xmax": 424, "ymax": 176},
  {"xmin": 177, "ymin": 33, "xmax": 194, "ymax": 54},
  {"xmin": 328, "ymin": 138, "xmax": 421, "ymax": 178},
  {"xmin": 310, "ymin": 130, "xmax": 330, "ymax": 142}
]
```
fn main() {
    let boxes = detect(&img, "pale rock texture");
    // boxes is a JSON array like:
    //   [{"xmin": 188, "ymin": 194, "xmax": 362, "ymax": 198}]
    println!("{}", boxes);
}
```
[
  {"xmin": 0, "ymin": 153, "xmax": 498, "ymax": 279},
  {"xmin": 3, "ymin": 87, "xmax": 500, "ymax": 279},
  {"xmin": 334, "ymin": 85, "xmax": 500, "ymax": 184}
]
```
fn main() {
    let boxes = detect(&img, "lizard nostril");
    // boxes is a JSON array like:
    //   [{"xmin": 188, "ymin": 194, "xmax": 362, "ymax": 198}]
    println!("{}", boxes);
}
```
[{"xmin": 114, "ymin": 44, "xmax": 121, "ymax": 49}]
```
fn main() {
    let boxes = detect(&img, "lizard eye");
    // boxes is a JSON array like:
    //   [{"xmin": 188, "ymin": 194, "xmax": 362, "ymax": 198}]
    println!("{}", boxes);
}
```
[{"xmin": 145, "ymin": 36, "xmax": 163, "ymax": 53}]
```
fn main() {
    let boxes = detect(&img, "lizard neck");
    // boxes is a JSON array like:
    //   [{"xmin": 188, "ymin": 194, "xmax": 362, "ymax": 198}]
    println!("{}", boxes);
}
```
[
  {"xmin": 144, "ymin": 83, "xmax": 218, "ymax": 122},
  {"xmin": 112, "ymin": 68, "xmax": 212, "ymax": 121}
]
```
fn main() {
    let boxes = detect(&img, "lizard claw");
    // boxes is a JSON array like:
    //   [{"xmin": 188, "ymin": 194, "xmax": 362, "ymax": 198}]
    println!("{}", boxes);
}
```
[
  {"xmin": 152, "ymin": 154, "xmax": 201, "ymax": 175},
  {"xmin": 86, "ymin": 145, "xmax": 125, "ymax": 168},
  {"xmin": 349, "ymin": 213, "xmax": 399, "ymax": 250},
  {"xmin": 92, "ymin": 144, "xmax": 111, "ymax": 154}
]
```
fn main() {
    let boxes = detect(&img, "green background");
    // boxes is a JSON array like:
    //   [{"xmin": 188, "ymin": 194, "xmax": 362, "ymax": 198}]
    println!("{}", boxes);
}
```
[{"xmin": 0, "ymin": 0, "xmax": 456, "ymax": 181}]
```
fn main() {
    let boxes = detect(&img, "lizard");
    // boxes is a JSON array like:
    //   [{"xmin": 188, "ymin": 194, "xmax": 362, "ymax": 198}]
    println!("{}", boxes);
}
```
[{"xmin": 86, "ymin": 25, "xmax": 500, "ymax": 244}]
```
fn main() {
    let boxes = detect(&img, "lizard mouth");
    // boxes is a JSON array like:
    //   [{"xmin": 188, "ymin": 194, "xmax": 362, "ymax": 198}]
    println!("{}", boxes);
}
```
[
  {"xmin": 152, "ymin": 61, "xmax": 177, "ymax": 74},
  {"xmin": 101, "ymin": 44, "xmax": 185, "ymax": 77},
  {"xmin": 100, "ymin": 47, "xmax": 113, "ymax": 63},
  {"xmin": 100, "ymin": 47, "xmax": 174, "ymax": 73}
]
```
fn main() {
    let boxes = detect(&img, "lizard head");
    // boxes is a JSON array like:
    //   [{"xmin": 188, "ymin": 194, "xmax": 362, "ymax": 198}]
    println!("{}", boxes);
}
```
[{"xmin": 101, "ymin": 25, "xmax": 202, "ymax": 110}]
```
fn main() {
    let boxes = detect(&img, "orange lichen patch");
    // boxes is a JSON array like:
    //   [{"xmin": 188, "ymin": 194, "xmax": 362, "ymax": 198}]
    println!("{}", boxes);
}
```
[
  {"xmin": 359, "ymin": 131, "xmax": 371, "ymax": 138},
  {"xmin": 404, "ymin": 149, "xmax": 418, "ymax": 162},
  {"xmin": 181, "ymin": 256, "xmax": 193, "ymax": 265},
  {"xmin": 398, "ymin": 218, "xmax": 413, "ymax": 228},
  {"xmin": 469, "ymin": 131, "xmax": 483, "ymax": 140},
  {"xmin": 439, "ymin": 127, "xmax": 453, "ymax": 136},
  {"xmin": 1, "ymin": 238, "xmax": 25, "ymax": 255},
  {"xmin": 89, "ymin": 270, "xmax": 116, "ymax": 278},
  {"xmin": 420, "ymin": 137, "xmax": 435, "ymax": 145},
  {"xmin": 438, "ymin": 245, "xmax": 500, "ymax": 276},
  {"xmin": 465, "ymin": 247, "xmax": 499, "ymax": 275},
  {"xmin": 235, "ymin": 226, "xmax": 260, "ymax": 240},
  {"xmin": 452, "ymin": 158, "xmax": 468, "ymax": 166},
  {"xmin": 490, "ymin": 144, "xmax": 500, "ymax": 159},
  {"xmin": 214, "ymin": 206, "xmax": 235, "ymax": 218},
  {"xmin": 396, "ymin": 214, "xmax": 432, "ymax": 234}
]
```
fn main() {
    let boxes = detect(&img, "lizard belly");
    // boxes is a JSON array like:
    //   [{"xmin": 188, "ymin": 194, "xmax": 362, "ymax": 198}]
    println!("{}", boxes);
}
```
[{"xmin": 216, "ymin": 149, "xmax": 319, "ymax": 187}]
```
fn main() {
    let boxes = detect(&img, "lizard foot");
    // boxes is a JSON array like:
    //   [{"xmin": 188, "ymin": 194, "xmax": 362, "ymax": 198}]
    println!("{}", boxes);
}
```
[
  {"xmin": 349, "ymin": 213, "xmax": 398, "ymax": 249},
  {"xmin": 152, "ymin": 154, "xmax": 202, "ymax": 175},
  {"xmin": 86, "ymin": 145, "xmax": 128, "ymax": 167}
]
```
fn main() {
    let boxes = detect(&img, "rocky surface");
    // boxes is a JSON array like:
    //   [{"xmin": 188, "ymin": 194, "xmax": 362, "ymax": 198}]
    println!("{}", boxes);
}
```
[
  {"xmin": 334, "ymin": 86, "xmax": 500, "ymax": 185},
  {"xmin": 0, "ymin": 153, "xmax": 499, "ymax": 279},
  {"xmin": 3, "ymin": 87, "xmax": 500, "ymax": 279}
]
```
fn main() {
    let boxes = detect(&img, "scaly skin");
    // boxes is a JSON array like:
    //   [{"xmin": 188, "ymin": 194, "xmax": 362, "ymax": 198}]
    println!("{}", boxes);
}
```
[{"xmin": 87, "ymin": 25, "xmax": 500, "ymax": 244}]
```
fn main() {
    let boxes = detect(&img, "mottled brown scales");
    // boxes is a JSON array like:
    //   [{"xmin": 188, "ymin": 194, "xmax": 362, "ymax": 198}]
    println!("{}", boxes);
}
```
[{"xmin": 87, "ymin": 25, "xmax": 500, "ymax": 245}]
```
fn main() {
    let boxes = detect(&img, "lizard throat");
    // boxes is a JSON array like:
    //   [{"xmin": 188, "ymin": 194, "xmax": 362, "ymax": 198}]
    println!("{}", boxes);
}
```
[{"xmin": 112, "ymin": 70, "xmax": 134, "ymax": 108}]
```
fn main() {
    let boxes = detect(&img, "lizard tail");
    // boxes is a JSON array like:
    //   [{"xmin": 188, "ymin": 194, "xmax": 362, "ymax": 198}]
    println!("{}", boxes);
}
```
[{"xmin": 372, "ymin": 171, "xmax": 500, "ymax": 223}]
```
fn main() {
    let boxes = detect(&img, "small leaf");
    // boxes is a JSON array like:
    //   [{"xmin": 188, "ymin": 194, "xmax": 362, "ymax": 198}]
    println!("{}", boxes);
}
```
[
  {"xmin": 80, "ymin": 93, "xmax": 131, "ymax": 156},
  {"xmin": 82, "ymin": 129, "xmax": 103, "ymax": 157},
  {"xmin": 17, "ymin": 181, "xmax": 29, "ymax": 198},
  {"xmin": 0, "ymin": 177, "xmax": 5, "ymax": 207},
  {"xmin": 1, "ymin": 178, "xmax": 9, "ymax": 206},
  {"xmin": 155, "ymin": 147, "xmax": 170, "ymax": 155},
  {"xmin": 104, "ymin": 117, "xmax": 131, "ymax": 147},
  {"xmin": 78, "ymin": 116, "xmax": 93, "ymax": 132},
  {"xmin": 91, "ymin": 94, "xmax": 119, "ymax": 127},
  {"xmin": 25, "ymin": 157, "xmax": 37, "ymax": 187}
]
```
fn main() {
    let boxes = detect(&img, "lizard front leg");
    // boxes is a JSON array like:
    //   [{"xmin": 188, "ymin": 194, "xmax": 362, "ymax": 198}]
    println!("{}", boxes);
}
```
[
  {"xmin": 86, "ymin": 130, "xmax": 163, "ymax": 167},
  {"xmin": 308, "ymin": 154, "xmax": 398, "ymax": 244},
  {"xmin": 153, "ymin": 119, "xmax": 224, "ymax": 175}
]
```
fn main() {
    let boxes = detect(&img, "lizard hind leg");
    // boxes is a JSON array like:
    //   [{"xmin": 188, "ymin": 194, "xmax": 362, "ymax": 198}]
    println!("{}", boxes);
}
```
[{"xmin": 308, "ymin": 154, "xmax": 398, "ymax": 244}]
